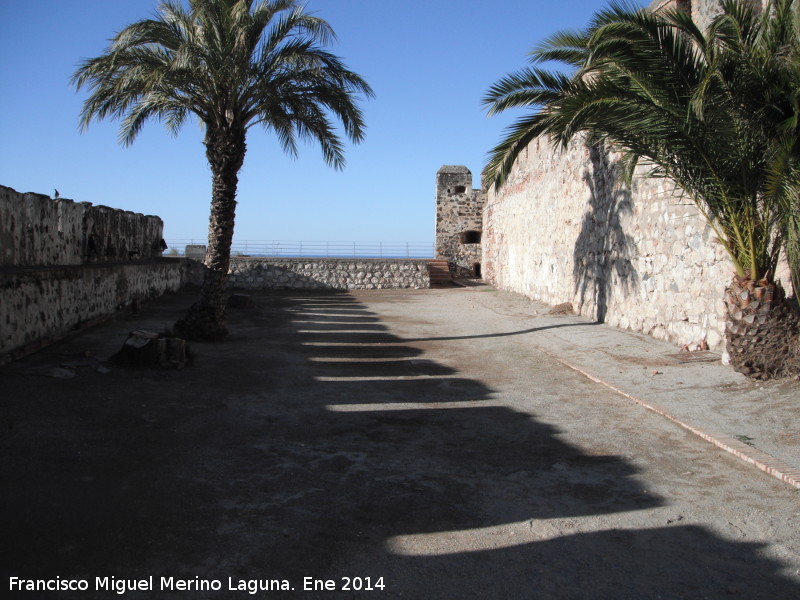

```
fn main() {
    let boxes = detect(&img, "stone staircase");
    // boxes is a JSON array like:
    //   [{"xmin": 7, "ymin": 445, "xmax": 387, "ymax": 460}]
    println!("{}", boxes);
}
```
[{"xmin": 426, "ymin": 260, "xmax": 453, "ymax": 287}]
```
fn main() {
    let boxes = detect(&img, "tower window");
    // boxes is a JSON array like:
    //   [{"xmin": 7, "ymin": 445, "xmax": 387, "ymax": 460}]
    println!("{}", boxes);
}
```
[
  {"xmin": 453, "ymin": 185, "xmax": 466, "ymax": 194},
  {"xmin": 460, "ymin": 230, "xmax": 481, "ymax": 244}
]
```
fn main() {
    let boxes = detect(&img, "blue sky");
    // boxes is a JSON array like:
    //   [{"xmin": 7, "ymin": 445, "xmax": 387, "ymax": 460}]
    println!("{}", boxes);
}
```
[{"xmin": 0, "ymin": 0, "xmax": 647, "ymax": 245}]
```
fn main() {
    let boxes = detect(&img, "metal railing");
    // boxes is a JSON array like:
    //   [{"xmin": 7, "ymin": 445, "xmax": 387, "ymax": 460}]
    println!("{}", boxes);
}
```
[{"xmin": 164, "ymin": 239, "xmax": 435, "ymax": 259}]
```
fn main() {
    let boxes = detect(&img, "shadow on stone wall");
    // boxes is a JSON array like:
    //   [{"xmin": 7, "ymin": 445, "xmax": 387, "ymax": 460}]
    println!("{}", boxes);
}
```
[{"xmin": 573, "ymin": 142, "xmax": 639, "ymax": 322}]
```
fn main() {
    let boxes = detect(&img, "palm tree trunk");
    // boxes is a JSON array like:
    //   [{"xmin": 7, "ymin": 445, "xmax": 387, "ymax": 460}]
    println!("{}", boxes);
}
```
[
  {"xmin": 174, "ymin": 124, "xmax": 246, "ymax": 341},
  {"xmin": 724, "ymin": 275, "xmax": 800, "ymax": 379}
]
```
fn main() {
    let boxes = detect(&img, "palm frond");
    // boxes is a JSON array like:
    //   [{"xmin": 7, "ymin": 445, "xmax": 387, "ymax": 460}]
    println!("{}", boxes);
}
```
[
  {"xmin": 73, "ymin": 0, "xmax": 371, "ymax": 165},
  {"xmin": 484, "ymin": 0, "xmax": 800, "ymax": 284}
]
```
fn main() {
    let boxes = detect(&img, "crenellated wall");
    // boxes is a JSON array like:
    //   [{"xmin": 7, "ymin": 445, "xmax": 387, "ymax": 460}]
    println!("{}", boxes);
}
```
[
  {"xmin": 0, "ymin": 185, "xmax": 166, "ymax": 267},
  {"xmin": 0, "ymin": 185, "xmax": 182, "ymax": 362}
]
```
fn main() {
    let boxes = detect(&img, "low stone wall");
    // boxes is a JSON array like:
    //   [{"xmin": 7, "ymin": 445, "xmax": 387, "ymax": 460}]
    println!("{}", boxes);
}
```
[
  {"xmin": 186, "ymin": 258, "xmax": 431, "ymax": 290},
  {"xmin": 483, "ymin": 136, "xmax": 734, "ymax": 351},
  {"xmin": 1, "ymin": 260, "xmax": 184, "ymax": 362}
]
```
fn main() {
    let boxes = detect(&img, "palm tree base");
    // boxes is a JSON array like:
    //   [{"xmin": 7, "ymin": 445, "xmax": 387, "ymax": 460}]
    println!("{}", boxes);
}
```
[
  {"xmin": 724, "ymin": 277, "xmax": 800, "ymax": 380},
  {"xmin": 173, "ymin": 302, "xmax": 229, "ymax": 342}
]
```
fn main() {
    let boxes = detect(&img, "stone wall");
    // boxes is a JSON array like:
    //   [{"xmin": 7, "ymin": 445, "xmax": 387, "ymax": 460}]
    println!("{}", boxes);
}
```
[
  {"xmin": 1, "ymin": 185, "xmax": 181, "ymax": 362},
  {"xmin": 191, "ymin": 258, "xmax": 430, "ymax": 290},
  {"xmin": 481, "ymin": 0, "xmax": 786, "ymax": 354},
  {"xmin": 1, "ymin": 184, "xmax": 166, "ymax": 267},
  {"xmin": 1, "ymin": 261, "xmax": 184, "ymax": 361},
  {"xmin": 483, "ymin": 136, "xmax": 734, "ymax": 351}
]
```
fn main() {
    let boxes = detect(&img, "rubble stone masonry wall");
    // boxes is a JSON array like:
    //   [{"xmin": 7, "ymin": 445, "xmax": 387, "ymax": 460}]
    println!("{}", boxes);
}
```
[
  {"xmin": 481, "ymin": 0, "xmax": 782, "ymax": 354},
  {"xmin": 1, "ymin": 185, "xmax": 182, "ymax": 361},
  {"xmin": 482, "ymin": 136, "xmax": 734, "ymax": 351},
  {"xmin": 184, "ymin": 258, "xmax": 430, "ymax": 290}
]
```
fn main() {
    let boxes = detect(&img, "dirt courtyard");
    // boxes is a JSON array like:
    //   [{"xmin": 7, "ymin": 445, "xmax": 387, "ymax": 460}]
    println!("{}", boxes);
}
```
[{"xmin": 2, "ymin": 288, "xmax": 799, "ymax": 599}]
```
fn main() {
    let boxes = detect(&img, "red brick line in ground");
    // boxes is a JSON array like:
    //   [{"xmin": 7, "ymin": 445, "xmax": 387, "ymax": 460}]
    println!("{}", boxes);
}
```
[{"xmin": 540, "ymin": 350, "xmax": 800, "ymax": 491}]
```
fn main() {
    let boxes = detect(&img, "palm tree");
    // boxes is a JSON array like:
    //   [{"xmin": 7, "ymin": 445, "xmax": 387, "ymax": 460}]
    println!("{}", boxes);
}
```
[
  {"xmin": 72, "ymin": 0, "xmax": 373, "ymax": 340},
  {"xmin": 483, "ymin": 0, "xmax": 800, "ymax": 378}
]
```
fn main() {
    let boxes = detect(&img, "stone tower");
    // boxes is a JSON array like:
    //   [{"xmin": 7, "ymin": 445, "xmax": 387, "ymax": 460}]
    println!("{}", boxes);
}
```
[{"xmin": 435, "ymin": 165, "xmax": 485, "ymax": 278}]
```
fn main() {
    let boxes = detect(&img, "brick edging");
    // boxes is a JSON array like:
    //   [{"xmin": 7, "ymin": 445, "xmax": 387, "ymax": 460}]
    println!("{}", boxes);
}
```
[{"xmin": 541, "ymin": 350, "xmax": 800, "ymax": 490}]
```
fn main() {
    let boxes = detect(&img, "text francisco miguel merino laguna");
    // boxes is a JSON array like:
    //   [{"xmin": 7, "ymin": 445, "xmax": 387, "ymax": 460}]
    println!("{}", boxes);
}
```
[{"xmin": 9, "ymin": 575, "xmax": 387, "ymax": 594}]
